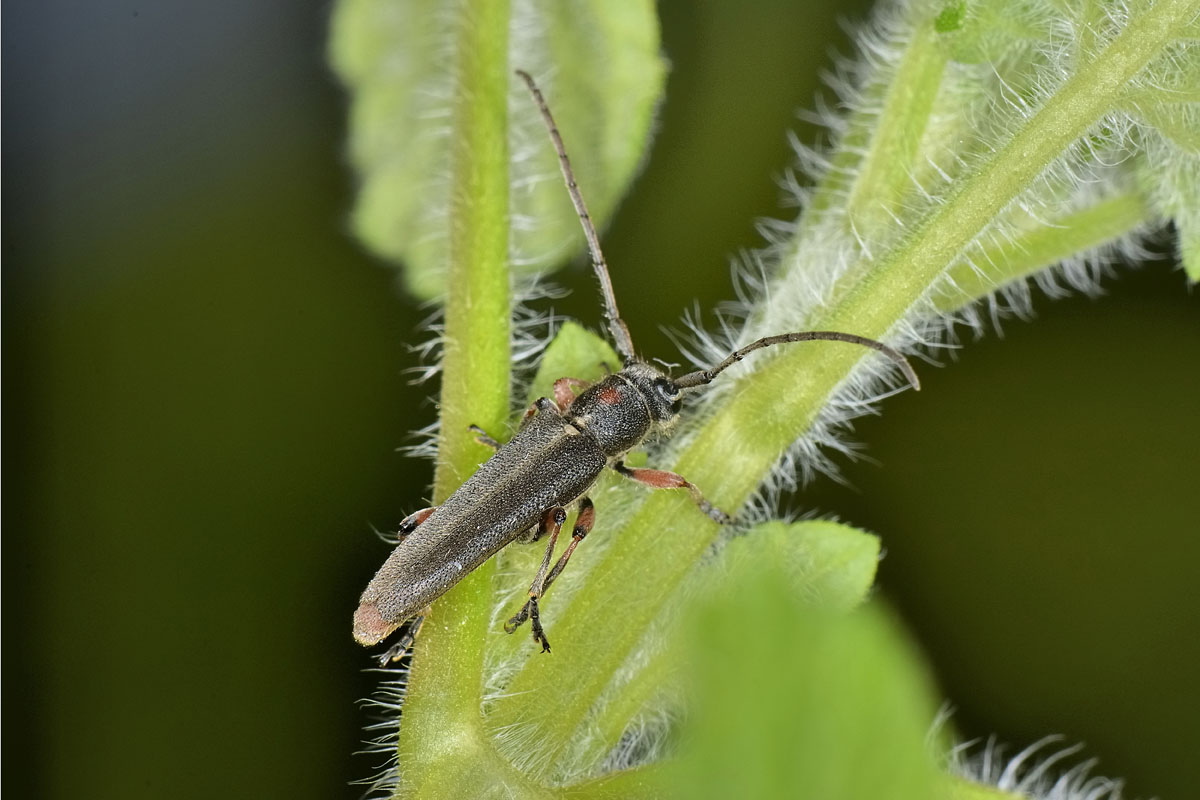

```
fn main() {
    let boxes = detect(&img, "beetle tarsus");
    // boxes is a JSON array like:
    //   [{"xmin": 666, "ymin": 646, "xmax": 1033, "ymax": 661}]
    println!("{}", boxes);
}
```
[
  {"xmin": 468, "ymin": 424, "xmax": 501, "ymax": 451},
  {"xmin": 504, "ymin": 602, "xmax": 531, "ymax": 634},
  {"xmin": 397, "ymin": 507, "xmax": 437, "ymax": 539},
  {"xmin": 377, "ymin": 614, "xmax": 425, "ymax": 665},
  {"xmin": 528, "ymin": 597, "xmax": 551, "ymax": 653},
  {"xmin": 503, "ymin": 597, "xmax": 551, "ymax": 653}
]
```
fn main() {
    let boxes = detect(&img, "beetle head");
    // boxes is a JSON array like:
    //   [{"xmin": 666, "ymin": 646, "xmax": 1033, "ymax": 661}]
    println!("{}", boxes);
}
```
[{"xmin": 620, "ymin": 362, "xmax": 684, "ymax": 426}]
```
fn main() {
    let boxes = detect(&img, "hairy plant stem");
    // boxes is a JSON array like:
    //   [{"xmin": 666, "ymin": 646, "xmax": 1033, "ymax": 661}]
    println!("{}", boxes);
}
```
[
  {"xmin": 945, "ymin": 776, "xmax": 1026, "ymax": 800},
  {"xmin": 564, "ymin": 766, "xmax": 661, "ymax": 799},
  {"xmin": 391, "ymin": 0, "xmax": 527, "ymax": 795},
  {"xmin": 487, "ymin": 0, "xmax": 1196, "ymax": 774},
  {"xmin": 935, "ymin": 191, "xmax": 1150, "ymax": 310},
  {"xmin": 844, "ymin": 21, "xmax": 948, "ymax": 232}
]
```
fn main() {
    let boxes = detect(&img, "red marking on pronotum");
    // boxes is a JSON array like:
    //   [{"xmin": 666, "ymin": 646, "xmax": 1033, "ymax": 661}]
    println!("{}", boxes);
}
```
[{"xmin": 597, "ymin": 386, "xmax": 621, "ymax": 405}]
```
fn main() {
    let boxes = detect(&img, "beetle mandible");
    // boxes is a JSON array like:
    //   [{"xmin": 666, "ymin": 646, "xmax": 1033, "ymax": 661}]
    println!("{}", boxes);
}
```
[{"xmin": 353, "ymin": 70, "xmax": 920, "ymax": 663}]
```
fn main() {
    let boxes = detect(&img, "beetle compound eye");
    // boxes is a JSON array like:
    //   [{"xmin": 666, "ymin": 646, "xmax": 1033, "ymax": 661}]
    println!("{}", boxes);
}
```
[{"xmin": 650, "ymin": 379, "xmax": 683, "ymax": 416}]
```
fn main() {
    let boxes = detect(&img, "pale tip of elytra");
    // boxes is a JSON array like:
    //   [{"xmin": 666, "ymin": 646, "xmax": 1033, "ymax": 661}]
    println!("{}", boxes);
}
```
[{"xmin": 353, "ymin": 603, "xmax": 397, "ymax": 646}]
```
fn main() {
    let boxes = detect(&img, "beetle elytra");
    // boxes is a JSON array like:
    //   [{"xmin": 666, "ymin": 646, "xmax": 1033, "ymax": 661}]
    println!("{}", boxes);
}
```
[{"xmin": 353, "ymin": 70, "xmax": 919, "ymax": 662}]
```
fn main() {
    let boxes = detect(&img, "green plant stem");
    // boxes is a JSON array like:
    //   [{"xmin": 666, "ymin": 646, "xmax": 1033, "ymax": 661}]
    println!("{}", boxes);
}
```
[
  {"xmin": 800, "ymin": 11, "xmax": 947, "ymax": 247},
  {"xmin": 944, "ymin": 775, "xmax": 1026, "ymax": 800},
  {"xmin": 392, "ymin": 0, "xmax": 523, "ymax": 795},
  {"xmin": 563, "ymin": 766, "xmax": 662, "ymax": 799},
  {"xmin": 489, "ymin": 0, "xmax": 1196, "ymax": 771},
  {"xmin": 802, "ymin": 61, "xmax": 891, "ymax": 234},
  {"xmin": 845, "ymin": 21, "xmax": 948, "ymax": 233},
  {"xmin": 934, "ymin": 191, "xmax": 1150, "ymax": 310}
]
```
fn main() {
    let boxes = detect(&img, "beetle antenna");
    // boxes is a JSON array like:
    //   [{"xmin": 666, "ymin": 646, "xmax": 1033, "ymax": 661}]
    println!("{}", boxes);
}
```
[
  {"xmin": 673, "ymin": 331, "xmax": 921, "ymax": 391},
  {"xmin": 516, "ymin": 69, "xmax": 636, "ymax": 364}
]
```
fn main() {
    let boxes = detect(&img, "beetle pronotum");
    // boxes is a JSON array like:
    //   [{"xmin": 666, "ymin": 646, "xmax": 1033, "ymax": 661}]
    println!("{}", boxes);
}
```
[{"xmin": 353, "ymin": 70, "xmax": 919, "ymax": 662}]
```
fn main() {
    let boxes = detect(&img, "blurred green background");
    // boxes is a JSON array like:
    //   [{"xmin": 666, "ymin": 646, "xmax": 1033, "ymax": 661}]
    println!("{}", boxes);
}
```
[{"xmin": 4, "ymin": 1, "xmax": 1197, "ymax": 798}]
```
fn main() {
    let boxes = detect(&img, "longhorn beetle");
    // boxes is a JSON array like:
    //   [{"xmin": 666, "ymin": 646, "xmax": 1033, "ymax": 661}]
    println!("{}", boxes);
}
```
[{"xmin": 353, "ymin": 70, "xmax": 919, "ymax": 663}]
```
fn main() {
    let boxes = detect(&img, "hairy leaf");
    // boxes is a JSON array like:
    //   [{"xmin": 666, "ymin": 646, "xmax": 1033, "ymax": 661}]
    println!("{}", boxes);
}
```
[{"xmin": 329, "ymin": 0, "xmax": 665, "ymax": 298}]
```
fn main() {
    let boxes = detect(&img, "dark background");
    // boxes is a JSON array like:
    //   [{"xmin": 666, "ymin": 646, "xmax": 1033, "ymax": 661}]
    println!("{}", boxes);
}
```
[{"xmin": 5, "ymin": 1, "xmax": 1197, "ymax": 798}]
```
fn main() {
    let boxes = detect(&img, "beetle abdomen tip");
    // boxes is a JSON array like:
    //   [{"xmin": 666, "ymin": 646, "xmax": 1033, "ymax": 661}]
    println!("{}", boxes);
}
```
[{"xmin": 353, "ymin": 602, "xmax": 397, "ymax": 646}]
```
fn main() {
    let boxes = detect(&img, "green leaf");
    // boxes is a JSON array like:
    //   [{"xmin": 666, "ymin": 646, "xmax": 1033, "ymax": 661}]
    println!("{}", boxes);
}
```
[
  {"xmin": 524, "ymin": 321, "xmax": 620, "ymax": 407},
  {"xmin": 1136, "ymin": 142, "xmax": 1199, "ymax": 282},
  {"xmin": 1125, "ymin": 41, "xmax": 1200, "ymax": 281},
  {"xmin": 329, "ymin": 0, "xmax": 665, "ymax": 299},
  {"xmin": 1126, "ymin": 95, "xmax": 1200, "ymax": 153},
  {"xmin": 575, "ymin": 520, "xmax": 881, "ymax": 767},
  {"xmin": 726, "ymin": 520, "xmax": 881, "ymax": 611},
  {"xmin": 1164, "ymin": 155, "xmax": 1200, "ymax": 281},
  {"xmin": 674, "ymin": 572, "xmax": 942, "ymax": 800}
]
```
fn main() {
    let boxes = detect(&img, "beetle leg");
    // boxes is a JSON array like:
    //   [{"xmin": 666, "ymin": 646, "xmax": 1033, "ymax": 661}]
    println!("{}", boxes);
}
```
[
  {"xmin": 540, "ymin": 497, "xmax": 595, "ymax": 590},
  {"xmin": 552, "ymin": 377, "xmax": 589, "ymax": 408},
  {"xmin": 519, "ymin": 503, "xmax": 561, "ymax": 543},
  {"xmin": 468, "ymin": 424, "xmax": 501, "ymax": 451},
  {"xmin": 505, "ymin": 498, "xmax": 596, "ymax": 652},
  {"xmin": 505, "ymin": 506, "xmax": 566, "ymax": 651},
  {"xmin": 529, "ymin": 507, "xmax": 568, "ymax": 593},
  {"xmin": 613, "ymin": 461, "xmax": 732, "ymax": 525},
  {"xmin": 378, "ymin": 614, "xmax": 426, "ymax": 666},
  {"xmin": 506, "ymin": 513, "xmax": 566, "ymax": 642},
  {"xmin": 396, "ymin": 507, "xmax": 437, "ymax": 541}
]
